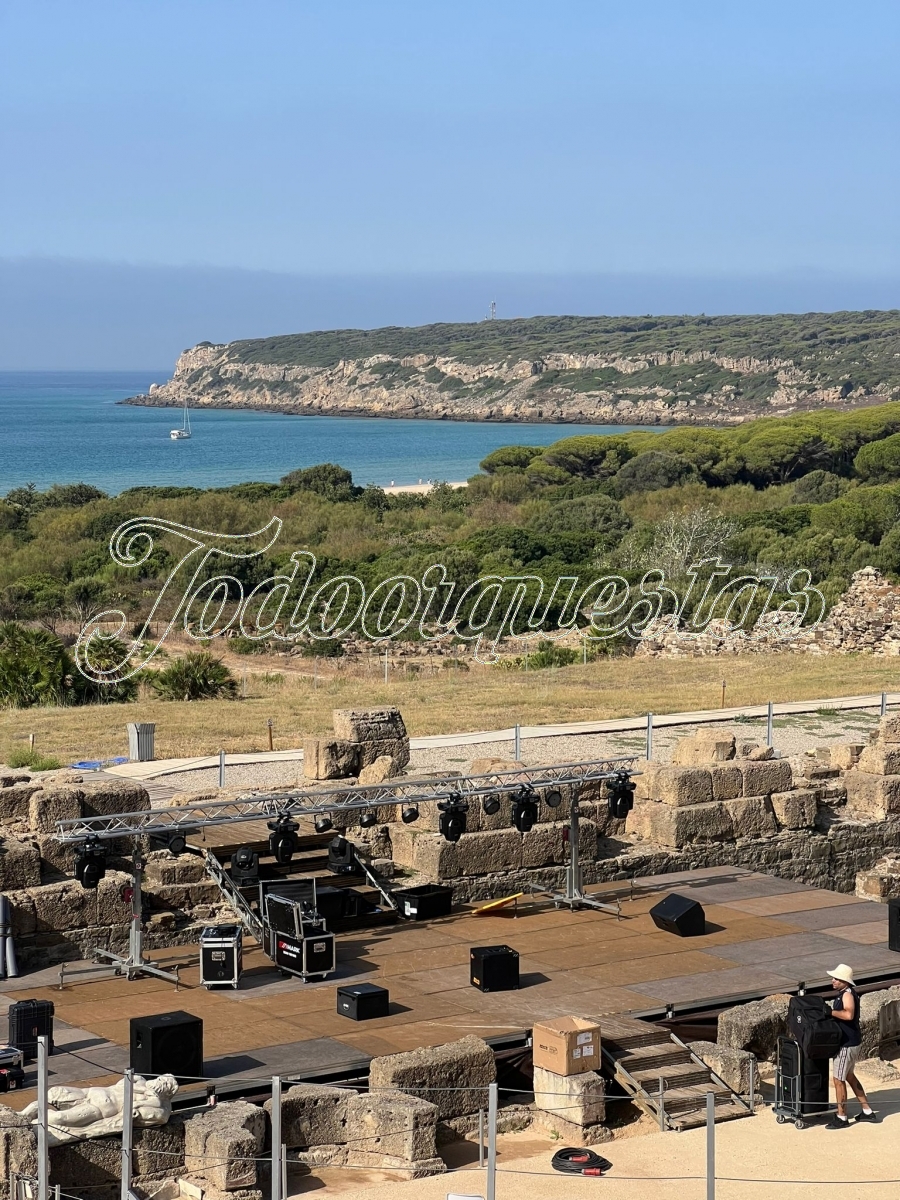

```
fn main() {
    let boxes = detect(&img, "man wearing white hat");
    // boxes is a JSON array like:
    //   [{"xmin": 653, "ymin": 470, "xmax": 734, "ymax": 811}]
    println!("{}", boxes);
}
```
[{"xmin": 826, "ymin": 963, "xmax": 875, "ymax": 1128}]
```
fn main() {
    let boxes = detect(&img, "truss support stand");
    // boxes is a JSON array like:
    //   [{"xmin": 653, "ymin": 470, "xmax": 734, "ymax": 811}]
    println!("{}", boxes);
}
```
[
  {"xmin": 539, "ymin": 800, "xmax": 620, "ymax": 917},
  {"xmin": 93, "ymin": 851, "xmax": 180, "ymax": 985}
]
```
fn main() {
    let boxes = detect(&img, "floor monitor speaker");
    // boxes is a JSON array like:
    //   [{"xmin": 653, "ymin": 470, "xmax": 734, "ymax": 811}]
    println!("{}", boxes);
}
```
[
  {"xmin": 130, "ymin": 1011, "xmax": 203, "ymax": 1082},
  {"xmin": 649, "ymin": 893, "xmax": 706, "ymax": 937}
]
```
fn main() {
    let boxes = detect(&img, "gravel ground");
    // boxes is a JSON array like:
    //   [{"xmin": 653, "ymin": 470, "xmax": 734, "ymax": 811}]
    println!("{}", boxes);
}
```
[{"xmin": 155, "ymin": 708, "xmax": 884, "ymax": 794}]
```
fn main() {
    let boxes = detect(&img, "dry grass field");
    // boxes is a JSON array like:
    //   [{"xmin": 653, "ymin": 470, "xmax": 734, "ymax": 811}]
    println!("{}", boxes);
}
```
[{"xmin": 1, "ymin": 653, "xmax": 898, "ymax": 765}]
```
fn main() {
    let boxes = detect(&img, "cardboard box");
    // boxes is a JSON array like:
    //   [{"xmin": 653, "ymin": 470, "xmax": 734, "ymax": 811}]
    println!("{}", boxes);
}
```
[{"xmin": 532, "ymin": 1016, "xmax": 602, "ymax": 1077}]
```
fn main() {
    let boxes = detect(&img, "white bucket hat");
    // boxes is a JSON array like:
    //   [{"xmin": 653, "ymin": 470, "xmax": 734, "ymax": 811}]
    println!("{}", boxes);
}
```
[{"xmin": 828, "ymin": 963, "xmax": 855, "ymax": 985}]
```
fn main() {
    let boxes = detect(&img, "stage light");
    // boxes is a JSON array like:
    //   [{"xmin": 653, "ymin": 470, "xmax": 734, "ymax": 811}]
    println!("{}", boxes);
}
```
[
  {"xmin": 359, "ymin": 811, "xmax": 377, "ymax": 829},
  {"xmin": 231, "ymin": 844, "xmax": 259, "ymax": 886},
  {"xmin": 511, "ymin": 788, "xmax": 538, "ymax": 834},
  {"xmin": 74, "ymin": 837, "xmax": 107, "ymax": 890},
  {"xmin": 401, "ymin": 804, "xmax": 419, "ymax": 824},
  {"xmin": 167, "ymin": 833, "xmax": 187, "ymax": 856},
  {"xmin": 437, "ymin": 797, "xmax": 468, "ymax": 843},
  {"xmin": 267, "ymin": 816, "xmax": 299, "ymax": 865},
  {"xmin": 328, "ymin": 836, "xmax": 356, "ymax": 874},
  {"xmin": 314, "ymin": 814, "xmax": 333, "ymax": 834},
  {"xmin": 545, "ymin": 789, "xmax": 563, "ymax": 809},
  {"xmin": 482, "ymin": 796, "xmax": 501, "ymax": 816},
  {"xmin": 606, "ymin": 770, "xmax": 636, "ymax": 819}
]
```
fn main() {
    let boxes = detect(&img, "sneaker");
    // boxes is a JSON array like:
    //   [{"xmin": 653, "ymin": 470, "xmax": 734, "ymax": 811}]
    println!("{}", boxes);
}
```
[
  {"xmin": 825, "ymin": 1115, "xmax": 852, "ymax": 1129},
  {"xmin": 855, "ymin": 1110, "xmax": 877, "ymax": 1123}
]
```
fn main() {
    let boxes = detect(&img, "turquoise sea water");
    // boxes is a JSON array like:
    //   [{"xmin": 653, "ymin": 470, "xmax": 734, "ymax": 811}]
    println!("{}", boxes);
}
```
[{"xmin": 0, "ymin": 371, "xmax": 668, "ymax": 494}]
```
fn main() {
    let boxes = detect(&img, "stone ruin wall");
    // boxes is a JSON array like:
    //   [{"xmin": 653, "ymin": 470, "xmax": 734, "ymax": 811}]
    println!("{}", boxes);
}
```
[
  {"xmin": 635, "ymin": 565, "xmax": 900, "ymax": 658},
  {"xmin": 0, "ymin": 769, "xmax": 229, "ymax": 969}
]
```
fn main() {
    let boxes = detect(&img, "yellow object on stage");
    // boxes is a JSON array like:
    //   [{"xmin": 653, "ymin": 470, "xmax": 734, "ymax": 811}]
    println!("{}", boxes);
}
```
[{"xmin": 473, "ymin": 892, "xmax": 524, "ymax": 915}]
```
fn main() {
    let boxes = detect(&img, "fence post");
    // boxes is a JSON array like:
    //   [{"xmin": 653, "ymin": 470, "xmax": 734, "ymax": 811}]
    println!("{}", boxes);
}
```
[
  {"xmin": 766, "ymin": 701, "xmax": 774, "ymax": 748},
  {"xmin": 706, "ymin": 1090, "xmax": 716, "ymax": 1200},
  {"xmin": 646, "ymin": 712, "xmax": 654, "ymax": 762},
  {"xmin": 486, "ymin": 1081, "xmax": 498, "ymax": 1200},
  {"xmin": 514, "ymin": 723, "xmax": 521, "ymax": 761},
  {"xmin": 120, "ymin": 1069, "xmax": 134, "ymax": 1200},
  {"xmin": 748, "ymin": 1055, "xmax": 756, "ymax": 1114},
  {"xmin": 478, "ymin": 1107, "xmax": 485, "ymax": 1167},
  {"xmin": 37, "ymin": 1036, "xmax": 49, "ymax": 1200},
  {"xmin": 271, "ymin": 1076, "xmax": 282, "ymax": 1200},
  {"xmin": 881, "ymin": 691, "xmax": 888, "ymax": 717},
  {"xmin": 658, "ymin": 1074, "xmax": 666, "ymax": 1131},
  {"xmin": 218, "ymin": 749, "xmax": 225, "ymax": 788}
]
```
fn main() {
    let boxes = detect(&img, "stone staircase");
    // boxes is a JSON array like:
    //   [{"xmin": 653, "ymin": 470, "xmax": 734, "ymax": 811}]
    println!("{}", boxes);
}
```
[{"xmin": 601, "ymin": 1015, "xmax": 752, "ymax": 1131}]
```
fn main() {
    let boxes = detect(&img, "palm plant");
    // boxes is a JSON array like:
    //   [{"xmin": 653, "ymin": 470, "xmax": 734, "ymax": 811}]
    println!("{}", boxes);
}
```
[
  {"xmin": 0, "ymin": 621, "xmax": 74, "ymax": 707},
  {"xmin": 147, "ymin": 650, "xmax": 238, "ymax": 701}
]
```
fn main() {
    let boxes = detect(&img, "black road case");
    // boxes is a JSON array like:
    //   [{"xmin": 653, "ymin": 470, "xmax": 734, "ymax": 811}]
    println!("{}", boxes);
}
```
[
  {"xmin": 270, "ymin": 929, "xmax": 336, "ymax": 980},
  {"xmin": 470, "ymin": 945, "xmax": 519, "ymax": 992},
  {"xmin": 8, "ymin": 999, "xmax": 54, "ymax": 1061},
  {"xmin": 337, "ymin": 983, "xmax": 390, "ymax": 1021},
  {"xmin": 200, "ymin": 924, "xmax": 243, "ymax": 988},
  {"xmin": 773, "ymin": 1037, "xmax": 832, "ymax": 1129},
  {"xmin": 395, "ymin": 884, "xmax": 453, "ymax": 921}
]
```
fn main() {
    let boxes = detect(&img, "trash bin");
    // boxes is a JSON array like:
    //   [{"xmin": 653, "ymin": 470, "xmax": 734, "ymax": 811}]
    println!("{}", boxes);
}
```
[{"xmin": 127, "ymin": 722, "xmax": 156, "ymax": 762}]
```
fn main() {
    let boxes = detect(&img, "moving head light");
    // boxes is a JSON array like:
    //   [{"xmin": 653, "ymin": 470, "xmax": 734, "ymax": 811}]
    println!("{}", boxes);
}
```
[{"xmin": 437, "ymin": 796, "xmax": 468, "ymax": 843}]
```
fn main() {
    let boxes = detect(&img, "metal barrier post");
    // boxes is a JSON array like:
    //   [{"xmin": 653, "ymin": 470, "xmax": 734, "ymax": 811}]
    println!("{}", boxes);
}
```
[
  {"xmin": 766, "ymin": 701, "xmax": 774, "ymax": 747},
  {"xmin": 120, "ymin": 1069, "xmax": 134, "ymax": 1200},
  {"xmin": 646, "ymin": 712, "xmax": 654, "ymax": 762},
  {"xmin": 658, "ymin": 1074, "xmax": 666, "ymax": 1131},
  {"xmin": 882, "ymin": 691, "xmax": 888, "ymax": 716},
  {"xmin": 486, "ymin": 1081, "xmax": 498, "ymax": 1200},
  {"xmin": 514, "ymin": 724, "xmax": 521, "ymax": 761},
  {"xmin": 749, "ymin": 1055, "xmax": 756, "ymax": 1114},
  {"xmin": 218, "ymin": 749, "xmax": 225, "ymax": 788},
  {"xmin": 37, "ymin": 1036, "xmax": 49, "ymax": 1200},
  {"xmin": 478, "ymin": 1108, "xmax": 485, "ymax": 1167},
  {"xmin": 706, "ymin": 1090, "xmax": 716, "ymax": 1200},
  {"xmin": 271, "ymin": 1076, "xmax": 282, "ymax": 1200}
]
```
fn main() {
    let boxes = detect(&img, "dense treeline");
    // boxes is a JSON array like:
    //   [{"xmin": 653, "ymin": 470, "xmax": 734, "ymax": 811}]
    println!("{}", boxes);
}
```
[{"xmin": 4, "ymin": 403, "xmax": 900, "ymax": 706}]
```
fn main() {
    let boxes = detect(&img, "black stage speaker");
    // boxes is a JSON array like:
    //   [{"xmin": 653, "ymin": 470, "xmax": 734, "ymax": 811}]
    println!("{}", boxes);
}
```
[
  {"xmin": 470, "ymin": 945, "xmax": 519, "ymax": 992},
  {"xmin": 889, "ymin": 897, "xmax": 900, "ymax": 952},
  {"xmin": 337, "ymin": 983, "xmax": 390, "ymax": 1021},
  {"xmin": 650, "ymin": 893, "xmax": 706, "ymax": 937},
  {"xmin": 130, "ymin": 1011, "xmax": 203, "ymax": 1082}
]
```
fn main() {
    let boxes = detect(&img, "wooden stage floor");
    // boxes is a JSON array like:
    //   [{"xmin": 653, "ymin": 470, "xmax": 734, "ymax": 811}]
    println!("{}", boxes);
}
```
[{"xmin": 2, "ymin": 866, "xmax": 897, "ymax": 1099}]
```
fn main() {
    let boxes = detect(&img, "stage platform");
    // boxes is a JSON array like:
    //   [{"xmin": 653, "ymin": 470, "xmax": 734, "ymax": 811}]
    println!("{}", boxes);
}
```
[{"xmin": 1, "ymin": 866, "xmax": 897, "ymax": 1103}]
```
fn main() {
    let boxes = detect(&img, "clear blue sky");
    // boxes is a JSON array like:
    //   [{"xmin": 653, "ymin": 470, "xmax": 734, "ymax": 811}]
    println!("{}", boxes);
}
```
[{"xmin": 1, "ymin": 1, "xmax": 898, "ymax": 366}]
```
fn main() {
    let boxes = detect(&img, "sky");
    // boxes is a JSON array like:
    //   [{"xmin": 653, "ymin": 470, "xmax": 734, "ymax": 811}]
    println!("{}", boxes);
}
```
[{"xmin": 1, "ymin": 0, "xmax": 899, "ymax": 367}]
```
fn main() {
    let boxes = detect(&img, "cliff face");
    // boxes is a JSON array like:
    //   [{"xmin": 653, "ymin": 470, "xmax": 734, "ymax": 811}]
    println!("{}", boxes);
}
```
[{"xmin": 128, "ymin": 315, "xmax": 900, "ymax": 426}]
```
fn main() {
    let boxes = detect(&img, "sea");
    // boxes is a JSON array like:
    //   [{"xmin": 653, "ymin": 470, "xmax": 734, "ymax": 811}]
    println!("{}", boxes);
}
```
[{"xmin": 0, "ymin": 371, "xmax": 667, "ymax": 495}]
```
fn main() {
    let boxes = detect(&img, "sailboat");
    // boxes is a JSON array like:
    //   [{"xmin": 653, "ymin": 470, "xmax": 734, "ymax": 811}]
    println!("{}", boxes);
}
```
[{"xmin": 170, "ymin": 399, "xmax": 192, "ymax": 440}]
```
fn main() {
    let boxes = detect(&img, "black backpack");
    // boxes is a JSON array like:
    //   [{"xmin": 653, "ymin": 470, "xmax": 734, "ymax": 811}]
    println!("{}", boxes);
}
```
[{"xmin": 788, "ymin": 994, "xmax": 844, "ymax": 1059}]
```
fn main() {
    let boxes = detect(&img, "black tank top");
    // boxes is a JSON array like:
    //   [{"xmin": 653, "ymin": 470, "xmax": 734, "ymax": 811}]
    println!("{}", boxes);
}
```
[{"xmin": 833, "ymin": 986, "xmax": 862, "ymax": 1047}]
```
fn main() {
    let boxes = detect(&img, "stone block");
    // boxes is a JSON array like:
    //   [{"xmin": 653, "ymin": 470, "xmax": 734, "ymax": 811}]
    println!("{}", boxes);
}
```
[
  {"xmin": 368, "ymin": 1035, "xmax": 495, "ymax": 1120},
  {"xmin": 264, "ymin": 1083, "xmax": 349, "ymax": 1148},
  {"xmin": 723, "ymin": 796, "xmax": 777, "ymax": 839},
  {"xmin": 302, "ymin": 738, "xmax": 359, "ymax": 780},
  {"xmin": 468, "ymin": 757, "xmax": 526, "ymax": 777},
  {"xmin": 531, "ymin": 1110, "xmax": 612, "ymax": 1147},
  {"xmin": 770, "ymin": 789, "xmax": 819, "ymax": 830},
  {"xmin": 0, "ymin": 772, "xmax": 32, "ymax": 787},
  {"xmin": 0, "ymin": 1111, "xmax": 36, "ymax": 1197},
  {"xmin": 831, "ymin": 743, "xmax": 864, "ymax": 770},
  {"xmin": 413, "ymin": 828, "xmax": 523, "ymax": 879},
  {"xmin": 132, "ymin": 1118, "xmax": 186, "ymax": 1180},
  {"xmin": 358, "ymin": 755, "xmax": 399, "ymax": 785},
  {"xmin": 632, "ymin": 761, "xmax": 659, "ymax": 802},
  {"xmin": 746, "ymin": 746, "xmax": 774, "ymax": 762},
  {"xmin": 878, "ymin": 715, "xmax": 900, "ymax": 743},
  {"xmin": 710, "ymin": 765, "xmax": 743, "ymax": 802},
  {"xmin": 49, "ymin": 1136, "xmax": 121, "ymax": 1192},
  {"xmin": 532, "ymin": 1065, "xmax": 605, "ymax": 1125},
  {"xmin": 144, "ymin": 851, "xmax": 208, "ymax": 886},
  {"xmin": 36, "ymin": 835, "xmax": 79, "ymax": 876},
  {"xmin": 717, "ymin": 995, "xmax": 790, "ymax": 1061},
  {"xmin": 689, "ymin": 1041, "xmax": 754, "ymax": 1094},
  {"xmin": 654, "ymin": 767, "xmax": 713, "ymax": 807},
  {"xmin": 626, "ymin": 800, "xmax": 732, "ymax": 848},
  {"xmin": 184, "ymin": 1101, "xmax": 265, "ymax": 1192},
  {"xmin": 844, "ymin": 771, "xmax": 900, "ymax": 818},
  {"xmin": 859, "ymin": 745, "xmax": 900, "ymax": 776},
  {"xmin": 0, "ymin": 836, "xmax": 42, "ymax": 889},
  {"xmin": 345, "ymin": 1091, "xmax": 440, "ymax": 1169},
  {"xmin": 737, "ymin": 741, "xmax": 761, "ymax": 758},
  {"xmin": 333, "ymin": 706, "xmax": 408, "ymax": 744},
  {"xmin": 356, "ymin": 737, "xmax": 410, "ymax": 771},
  {"xmin": 5, "ymin": 890, "xmax": 36, "ymax": 936},
  {"xmin": 739, "ymin": 759, "xmax": 792, "ymax": 797},
  {"xmin": 856, "ymin": 856, "xmax": 900, "ymax": 900},
  {"xmin": 672, "ymin": 733, "xmax": 735, "ymax": 765},
  {"xmin": 80, "ymin": 777, "xmax": 150, "ymax": 817},
  {"xmin": 32, "ymin": 879, "xmax": 99, "ymax": 932},
  {"xmin": 859, "ymin": 985, "xmax": 900, "ymax": 1058},
  {"xmin": 0, "ymin": 783, "xmax": 41, "ymax": 823},
  {"xmin": 521, "ymin": 819, "xmax": 596, "ymax": 869},
  {"xmin": 95, "ymin": 871, "xmax": 136, "ymax": 925},
  {"xmin": 28, "ymin": 787, "xmax": 83, "ymax": 834}
]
